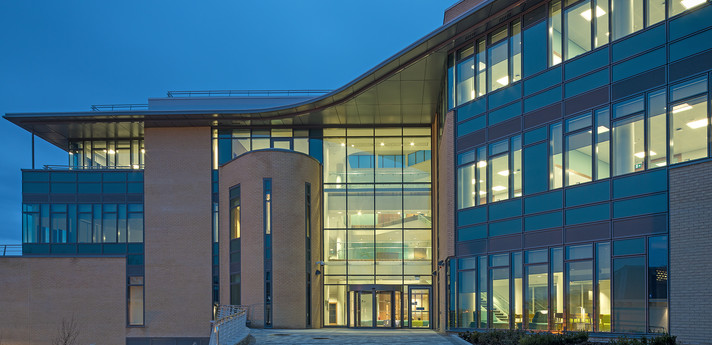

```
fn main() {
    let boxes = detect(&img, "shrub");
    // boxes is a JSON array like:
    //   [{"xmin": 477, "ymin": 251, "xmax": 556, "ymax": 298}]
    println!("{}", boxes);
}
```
[
  {"xmin": 458, "ymin": 330, "xmax": 588, "ymax": 345},
  {"xmin": 610, "ymin": 334, "xmax": 677, "ymax": 345}
]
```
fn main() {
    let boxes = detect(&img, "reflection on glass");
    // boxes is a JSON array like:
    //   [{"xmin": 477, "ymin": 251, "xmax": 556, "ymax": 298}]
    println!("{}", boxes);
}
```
[
  {"xmin": 595, "ymin": 108, "xmax": 611, "ymax": 179},
  {"xmin": 565, "ymin": 0, "xmax": 592, "ymax": 60},
  {"xmin": 612, "ymin": 114, "xmax": 644, "ymax": 176},
  {"xmin": 490, "ymin": 267, "xmax": 510, "ymax": 329},
  {"xmin": 670, "ymin": 96, "xmax": 708, "ymax": 164},
  {"xmin": 595, "ymin": 0, "xmax": 609, "ymax": 48},
  {"xmin": 612, "ymin": 0, "xmax": 644, "ymax": 40},
  {"xmin": 567, "ymin": 261, "xmax": 593, "ymax": 331},
  {"xmin": 551, "ymin": 247, "xmax": 564, "ymax": 331},
  {"xmin": 457, "ymin": 56, "xmax": 475, "ymax": 105},
  {"xmin": 648, "ymin": 89, "xmax": 668, "ymax": 168},
  {"xmin": 511, "ymin": 20, "xmax": 522, "ymax": 83},
  {"xmin": 613, "ymin": 256, "xmax": 646, "ymax": 332},
  {"xmin": 325, "ymin": 285, "xmax": 347, "ymax": 326},
  {"xmin": 648, "ymin": 236, "xmax": 668, "ymax": 333},
  {"xmin": 489, "ymin": 154, "xmax": 509, "ymax": 202},
  {"xmin": 550, "ymin": 0, "xmax": 563, "ymax": 66},
  {"xmin": 597, "ymin": 243, "xmax": 611, "ymax": 332},
  {"xmin": 526, "ymin": 264, "xmax": 548, "ymax": 330},
  {"xmin": 489, "ymin": 27, "xmax": 509, "ymax": 92},
  {"xmin": 550, "ymin": 123, "xmax": 563, "ymax": 189}
]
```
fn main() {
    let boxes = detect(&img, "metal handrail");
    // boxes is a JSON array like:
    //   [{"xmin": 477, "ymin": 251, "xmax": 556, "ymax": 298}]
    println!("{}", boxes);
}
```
[
  {"xmin": 167, "ymin": 89, "xmax": 332, "ymax": 98},
  {"xmin": 210, "ymin": 305, "xmax": 249, "ymax": 345},
  {"xmin": 90, "ymin": 104, "xmax": 148, "ymax": 111},
  {"xmin": 42, "ymin": 165, "xmax": 144, "ymax": 170},
  {"xmin": 1, "ymin": 244, "xmax": 22, "ymax": 257}
]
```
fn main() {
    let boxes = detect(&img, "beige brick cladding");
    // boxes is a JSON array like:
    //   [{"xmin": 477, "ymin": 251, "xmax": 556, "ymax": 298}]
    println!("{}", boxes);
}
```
[
  {"xmin": 669, "ymin": 160, "xmax": 712, "ymax": 345},
  {"xmin": 436, "ymin": 111, "xmax": 455, "ymax": 332},
  {"xmin": 133, "ymin": 126, "xmax": 213, "ymax": 338},
  {"xmin": 0, "ymin": 257, "xmax": 126, "ymax": 345},
  {"xmin": 219, "ymin": 150, "xmax": 323, "ymax": 328}
]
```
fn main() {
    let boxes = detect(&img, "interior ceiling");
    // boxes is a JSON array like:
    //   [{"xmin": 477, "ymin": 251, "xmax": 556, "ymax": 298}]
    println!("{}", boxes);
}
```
[{"xmin": 4, "ymin": 0, "xmax": 529, "ymax": 151}]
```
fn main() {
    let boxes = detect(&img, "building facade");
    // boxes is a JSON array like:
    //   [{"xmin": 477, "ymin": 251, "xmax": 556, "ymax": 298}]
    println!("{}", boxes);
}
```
[{"xmin": 2, "ymin": 0, "xmax": 712, "ymax": 344}]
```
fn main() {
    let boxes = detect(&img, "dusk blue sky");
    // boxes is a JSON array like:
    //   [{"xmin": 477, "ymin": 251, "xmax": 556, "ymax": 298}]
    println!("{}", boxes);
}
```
[{"xmin": 0, "ymin": 1, "xmax": 457, "ymax": 243}]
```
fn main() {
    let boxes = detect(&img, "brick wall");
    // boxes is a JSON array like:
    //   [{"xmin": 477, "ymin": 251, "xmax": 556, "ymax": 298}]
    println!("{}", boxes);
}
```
[
  {"xmin": 0, "ymin": 257, "xmax": 126, "ymax": 344},
  {"xmin": 219, "ymin": 150, "xmax": 322, "ymax": 328},
  {"xmin": 669, "ymin": 160, "xmax": 712, "ymax": 344}
]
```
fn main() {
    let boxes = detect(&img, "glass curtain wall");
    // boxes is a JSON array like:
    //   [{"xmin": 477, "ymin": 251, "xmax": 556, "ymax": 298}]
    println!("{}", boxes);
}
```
[
  {"xmin": 451, "ymin": 237, "xmax": 667, "ymax": 333},
  {"xmin": 323, "ymin": 127, "xmax": 432, "ymax": 326},
  {"xmin": 69, "ymin": 139, "xmax": 144, "ymax": 169}
]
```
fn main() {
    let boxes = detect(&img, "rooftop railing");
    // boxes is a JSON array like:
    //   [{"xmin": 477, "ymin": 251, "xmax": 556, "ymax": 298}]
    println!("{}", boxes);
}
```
[
  {"xmin": 1, "ymin": 244, "xmax": 22, "ymax": 257},
  {"xmin": 166, "ymin": 89, "xmax": 332, "ymax": 98},
  {"xmin": 42, "ymin": 165, "xmax": 144, "ymax": 170},
  {"xmin": 90, "ymin": 104, "xmax": 149, "ymax": 111}
]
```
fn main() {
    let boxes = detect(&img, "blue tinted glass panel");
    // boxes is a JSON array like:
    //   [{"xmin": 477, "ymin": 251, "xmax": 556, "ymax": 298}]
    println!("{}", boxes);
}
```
[
  {"xmin": 524, "ymin": 86, "xmax": 562, "ymax": 113},
  {"xmin": 612, "ymin": 96, "xmax": 645, "ymax": 119},
  {"xmin": 523, "ymin": 20, "xmax": 549, "ymax": 78},
  {"xmin": 489, "ymin": 199, "xmax": 522, "ymax": 221},
  {"xmin": 459, "ymin": 257, "xmax": 477, "ymax": 270},
  {"xmin": 565, "ymin": 69, "xmax": 609, "ymax": 98},
  {"xmin": 670, "ymin": 28, "xmax": 712, "ymax": 61},
  {"xmin": 566, "ymin": 113, "xmax": 592, "ymax": 132},
  {"xmin": 523, "ymin": 143, "xmax": 549, "ymax": 195},
  {"xmin": 103, "ymin": 183, "xmax": 126, "ymax": 194},
  {"xmin": 458, "ymin": 224, "xmax": 488, "ymax": 242},
  {"xmin": 566, "ymin": 244, "xmax": 593, "ymax": 260},
  {"xmin": 23, "ymin": 172, "xmax": 50, "ymax": 182},
  {"xmin": 565, "ymin": 203, "xmax": 610, "ymax": 225},
  {"xmin": 51, "ymin": 172, "xmax": 76, "ymax": 182},
  {"xmin": 489, "ymin": 140, "xmax": 509, "ymax": 155},
  {"xmin": 457, "ymin": 98, "xmax": 487, "ymax": 122},
  {"xmin": 565, "ymin": 48, "xmax": 609, "ymax": 80},
  {"xmin": 612, "ymin": 169, "xmax": 667, "ymax": 198},
  {"xmin": 457, "ymin": 115, "xmax": 486, "ymax": 137},
  {"xmin": 524, "ymin": 126, "xmax": 547, "ymax": 145},
  {"xmin": 524, "ymin": 211, "xmax": 562, "ymax": 231},
  {"xmin": 78, "ymin": 183, "xmax": 101, "ymax": 194},
  {"xmin": 489, "ymin": 83, "xmax": 522, "ymax": 110},
  {"xmin": 23, "ymin": 182, "xmax": 49, "ymax": 194},
  {"xmin": 670, "ymin": 76, "xmax": 708, "ymax": 102},
  {"xmin": 526, "ymin": 249, "xmax": 548, "ymax": 263},
  {"xmin": 525, "ymin": 190, "xmax": 563, "ymax": 214},
  {"xmin": 612, "ymin": 48, "xmax": 666, "ymax": 82},
  {"xmin": 566, "ymin": 180, "xmax": 610, "ymax": 207},
  {"xmin": 524, "ymin": 67, "xmax": 562, "ymax": 96},
  {"xmin": 489, "ymin": 218, "xmax": 522, "ymax": 237},
  {"xmin": 127, "ymin": 172, "xmax": 144, "ymax": 182},
  {"xmin": 457, "ymin": 206, "xmax": 488, "ymax": 227},
  {"xmin": 103, "ymin": 172, "xmax": 127, "ymax": 182},
  {"xmin": 613, "ymin": 238, "xmax": 645, "ymax": 256},
  {"xmin": 77, "ymin": 173, "xmax": 101, "ymax": 182},
  {"xmin": 612, "ymin": 25, "xmax": 665, "ymax": 62},
  {"xmin": 458, "ymin": 150, "xmax": 476, "ymax": 165},
  {"xmin": 670, "ymin": 4, "xmax": 712, "ymax": 40},
  {"xmin": 51, "ymin": 183, "xmax": 76, "ymax": 194},
  {"xmin": 613, "ymin": 193, "xmax": 667, "ymax": 218},
  {"xmin": 489, "ymin": 102, "xmax": 522, "ymax": 125}
]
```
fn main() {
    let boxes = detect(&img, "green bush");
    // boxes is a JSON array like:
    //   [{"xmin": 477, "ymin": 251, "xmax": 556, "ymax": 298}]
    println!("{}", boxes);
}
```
[
  {"xmin": 610, "ymin": 334, "xmax": 677, "ymax": 345},
  {"xmin": 458, "ymin": 330, "xmax": 588, "ymax": 345}
]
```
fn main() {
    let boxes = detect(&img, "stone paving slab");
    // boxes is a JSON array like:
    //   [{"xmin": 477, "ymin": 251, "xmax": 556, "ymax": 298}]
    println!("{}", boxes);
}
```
[{"xmin": 247, "ymin": 328, "xmax": 470, "ymax": 345}]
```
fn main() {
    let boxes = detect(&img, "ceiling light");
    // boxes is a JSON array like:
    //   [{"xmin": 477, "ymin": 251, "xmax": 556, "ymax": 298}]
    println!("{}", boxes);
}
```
[
  {"xmin": 672, "ymin": 103, "xmax": 692, "ymax": 113},
  {"xmin": 471, "ymin": 90, "xmax": 475, "ymax": 99},
  {"xmin": 132, "ymin": 164, "xmax": 140, "ymax": 169},
  {"xmin": 380, "ymin": 142, "xmax": 385, "ymax": 146},
  {"xmin": 470, "ymin": 64, "xmax": 475, "ymax": 69},
  {"xmin": 478, "ymin": 62, "xmax": 487, "ymax": 71},
  {"xmin": 492, "ymin": 186, "xmax": 507, "ymax": 192},
  {"xmin": 682, "ymin": 0, "xmax": 706, "ymax": 9},
  {"xmin": 552, "ymin": 55, "xmax": 562, "ymax": 65},
  {"xmin": 471, "ymin": 179, "xmax": 476, "ymax": 185},
  {"xmin": 580, "ymin": 6, "xmax": 606, "ymax": 21},
  {"xmin": 341, "ymin": 143, "xmax": 345, "ymax": 147},
  {"xmin": 686, "ymin": 118, "xmax": 708, "ymax": 129},
  {"xmin": 477, "ymin": 161, "xmax": 487, "ymax": 168},
  {"xmin": 634, "ymin": 152, "xmax": 646, "ymax": 158},
  {"xmin": 107, "ymin": 149, "xmax": 116, "ymax": 154},
  {"xmin": 497, "ymin": 170, "xmax": 509, "ymax": 176},
  {"xmin": 141, "ymin": 149, "xmax": 145, "ymax": 154},
  {"xmin": 656, "ymin": 162, "xmax": 667, "ymax": 167},
  {"xmin": 357, "ymin": 211, "xmax": 362, "ymax": 215},
  {"xmin": 479, "ymin": 191, "xmax": 487, "ymax": 195},
  {"xmin": 497, "ymin": 76, "xmax": 509, "ymax": 86},
  {"xmin": 514, "ymin": 193, "xmax": 522, "ymax": 197},
  {"xmin": 597, "ymin": 126, "xmax": 609, "ymax": 134},
  {"xmin": 410, "ymin": 142, "xmax": 415, "ymax": 146}
]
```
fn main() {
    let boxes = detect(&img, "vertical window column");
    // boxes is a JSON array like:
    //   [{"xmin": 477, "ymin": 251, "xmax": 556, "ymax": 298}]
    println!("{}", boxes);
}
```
[
  {"xmin": 230, "ymin": 186, "xmax": 241, "ymax": 306},
  {"xmin": 305, "ymin": 183, "xmax": 312, "ymax": 327},
  {"xmin": 128, "ymin": 276, "xmax": 144, "ymax": 326},
  {"xmin": 263, "ymin": 179, "xmax": 273, "ymax": 327}
]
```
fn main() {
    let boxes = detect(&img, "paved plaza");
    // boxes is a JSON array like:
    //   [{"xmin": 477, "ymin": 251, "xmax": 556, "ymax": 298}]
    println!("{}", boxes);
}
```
[{"xmin": 246, "ymin": 328, "xmax": 469, "ymax": 345}]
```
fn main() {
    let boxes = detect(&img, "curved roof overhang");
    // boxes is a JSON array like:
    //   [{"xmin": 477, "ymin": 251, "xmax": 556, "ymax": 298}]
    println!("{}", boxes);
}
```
[{"xmin": 4, "ymin": 0, "xmax": 533, "ymax": 150}]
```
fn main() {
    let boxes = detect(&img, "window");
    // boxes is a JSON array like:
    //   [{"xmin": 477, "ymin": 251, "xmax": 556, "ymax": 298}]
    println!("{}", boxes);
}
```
[
  {"xmin": 613, "ymin": 256, "xmax": 646, "ymax": 332},
  {"xmin": 565, "ymin": 114, "xmax": 593, "ymax": 186},
  {"xmin": 511, "ymin": 20, "xmax": 522, "ymax": 83},
  {"xmin": 594, "ymin": 0, "xmax": 609, "ymax": 48},
  {"xmin": 550, "ymin": 123, "xmax": 563, "ymax": 189},
  {"xmin": 670, "ymin": 77, "xmax": 709, "ymax": 164},
  {"xmin": 128, "ymin": 276, "xmax": 144, "ymax": 326},
  {"xmin": 595, "ymin": 108, "xmax": 611, "ymax": 179},
  {"xmin": 611, "ymin": 0, "xmax": 644, "ymax": 40},
  {"xmin": 648, "ymin": 236, "xmax": 668, "ymax": 333},
  {"xmin": 564, "ymin": 0, "xmax": 592, "ymax": 60},
  {"xmin": 489, "ymin": 27, "xmax": 510, "ymax": 92},
  {"xmin": 647, "ymin": 89, "xmax": 667, "ymax": 168},
  {"xmin": 549, "ymin": 0, "xmax": 563, "ymax": 66},
  {"xmin": 457, "ymin": 51, "xmax": 475, "ymax": 105},
  {"xmin": 670, "ymin": 0, "xmax": 706, "ymax": 17},
  {"xmin": 489, "ymin": 140, "xmax": 510, "ymax": 202},
  {"xmin": 612, "ymin": 96, "xmax": 645, "ymax": 176},
  {"xmin": 263, "ymin": 179, "xmax": 273, "ymax": 327}
]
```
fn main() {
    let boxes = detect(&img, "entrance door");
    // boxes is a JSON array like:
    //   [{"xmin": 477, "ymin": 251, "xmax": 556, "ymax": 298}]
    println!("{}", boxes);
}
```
[
  {"xmin": 409, "ymin": 287, "xmax": 431, "ymax": 328},
  {"xmin": 348, "ymin": 287, "xmax": 400, "ymax": 328},
  {"xmin": 376, "ymin": 291, "xmax": 393, "ymax": 327},
  {"xmin": 357, "ymin": 291, "xmax": 373, "ymax": 327}
]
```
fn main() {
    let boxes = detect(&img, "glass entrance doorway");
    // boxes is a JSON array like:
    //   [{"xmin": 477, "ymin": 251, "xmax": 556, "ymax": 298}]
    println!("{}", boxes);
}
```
[{"xmin": 348, "ymin": 285, "xmax": 430, "ymax": 328}]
